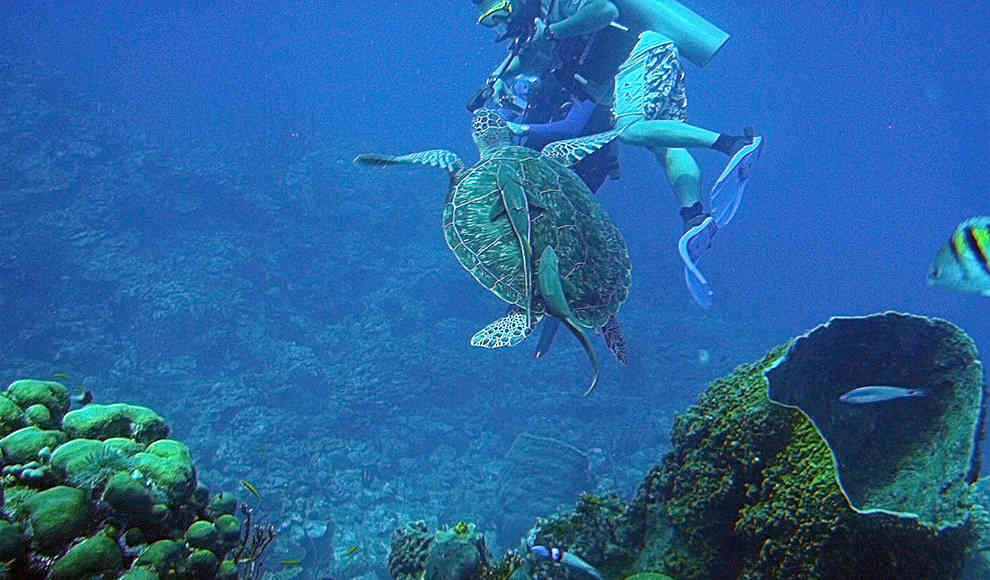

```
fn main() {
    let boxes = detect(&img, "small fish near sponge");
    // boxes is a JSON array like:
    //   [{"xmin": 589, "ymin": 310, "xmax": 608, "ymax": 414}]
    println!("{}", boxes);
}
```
[{"xmin": 764, "ymin": 311, "xmax": 986, "ymax": 527}]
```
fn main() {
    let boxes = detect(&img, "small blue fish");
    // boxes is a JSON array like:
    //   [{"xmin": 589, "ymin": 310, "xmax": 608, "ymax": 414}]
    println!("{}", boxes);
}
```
[{"xmin": 839, "ymin": 386, "xmax": 926, "ymax": 404}]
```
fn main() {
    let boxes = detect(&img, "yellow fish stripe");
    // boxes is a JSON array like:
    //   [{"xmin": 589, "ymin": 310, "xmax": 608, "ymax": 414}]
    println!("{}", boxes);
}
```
[
  {"xmin": 239, "ymin": 480, "xmax": 260, "ymax": 499},
  {"xmin": 969, "ymin": 226, "xmax": 990, "ymax": 273},
  {"xmin": 345, "ymin": 545, "xmax": 359, "ymax": 556},
  {"xmin": 952, "ymin": 230, "xmax": 969, "ymax": 262},
  {"xmin": 52, "ymin": 373, "xmax": 69, "ymax": 379},
  {"xmin": 280, "ymin": 559, "xmax": 302, "ymax": 566}
]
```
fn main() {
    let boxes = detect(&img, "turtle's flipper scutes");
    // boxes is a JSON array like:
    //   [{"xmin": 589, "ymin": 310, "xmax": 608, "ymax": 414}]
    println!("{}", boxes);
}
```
[
  {"xmin": 471, "ymin": 309, "xmax": 540, "ymax": 348},
  {"xmin": 541, "ymin": 130, "xmax": 620, "ymax": 168},
  {"xmin": 353, "ymin": 150, "xmax": 465, "ymax": 174}
]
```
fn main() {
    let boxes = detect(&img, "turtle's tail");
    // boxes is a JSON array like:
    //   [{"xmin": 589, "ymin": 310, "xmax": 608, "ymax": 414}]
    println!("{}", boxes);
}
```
[{"xmin": 353, "ymin": 153, "xmax": 398, "ymax": 166}]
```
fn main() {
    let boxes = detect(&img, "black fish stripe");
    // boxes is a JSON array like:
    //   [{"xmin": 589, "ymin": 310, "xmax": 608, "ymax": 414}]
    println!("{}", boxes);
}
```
[
  {"xmin": 950, "ymin": 234, "xmax": 963, "ymax": 262},
  {"xmin": 964, "ymin": 227, "xmax": 990, "ymax": 276}
]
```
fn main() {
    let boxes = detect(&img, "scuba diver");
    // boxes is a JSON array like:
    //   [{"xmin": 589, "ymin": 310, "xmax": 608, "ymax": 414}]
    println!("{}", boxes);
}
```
[
  {"xmin": 495, "ymin": 71, "xmax": 620, "ymax": 193},
  {"xmin": 470, "ymin": 0, "xmax": 764, "ymax": 308}
]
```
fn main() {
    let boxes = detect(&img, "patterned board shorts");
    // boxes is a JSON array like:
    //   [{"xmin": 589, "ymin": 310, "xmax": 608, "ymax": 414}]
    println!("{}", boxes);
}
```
[{"xmin": 613, "ymin": 31, "xmax": 688, "ymax": 128}]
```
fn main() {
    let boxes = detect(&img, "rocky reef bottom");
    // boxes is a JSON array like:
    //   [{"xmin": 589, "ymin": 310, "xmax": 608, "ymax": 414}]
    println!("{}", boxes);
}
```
[
  {"xmin": 389, "ymin": 315, "xmax": 990, "ymax": 580},
  {"xmin": 0, "ymin": 379, "xmax": 275, "ymax": 579}
]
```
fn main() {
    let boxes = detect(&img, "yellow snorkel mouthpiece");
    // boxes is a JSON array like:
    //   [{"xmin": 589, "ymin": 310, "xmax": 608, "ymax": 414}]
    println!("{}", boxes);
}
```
[{"xmin": 477, "ymin": 0, "xmax": 512, "ymax": 27}]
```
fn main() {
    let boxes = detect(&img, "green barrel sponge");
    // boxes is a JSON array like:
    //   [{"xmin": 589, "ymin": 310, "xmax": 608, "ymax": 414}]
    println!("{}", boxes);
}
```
[
  {"xmin": 123, "ymin": 527, "xmax": 146, "ymax": 547},
  {"xmin": 50, "ymin": 439, "xmax": 137, "ymax": 491},
  {"xmin": 187, "ymin": 548, "xmax": 219, "ymax": 578},
  {"xmin": 0, "ymin": 395, "xmax": 24, "ymax": 436},
  {"xmin": 62, "ymin": 404, "xmax": 169, "ymax": 444},
  {"xmin": 214, "ymin": 514, "xmax": 242, "ymax": 547},
  {"xmin": 6, "ymin": 380, "xmax": 69, "ymax": 419},
  {"xmin": 24, "ymin": 404, "xmax": 53, "ymax": 428},
  {"xmin": 132, "ymin": 439, "xmax": 196, "ymax": 504},
  {"xmin": 0, "ymin": 520, "xmax": 23, "ymax": 561},
  {"xmin": 49, "ymin": 534, "xmax": 123, "ymax": 580},
  {"xmin": 133, "ymin": 539, "xmax": 185, "ymax": 574},
  {"xmin": 207, "ymin": 492, "xmax": 237, "ymax": 519},
  {"xmin": 103, "ymin": 472, "xmax": 154, "ymax": 518},
  {"xmin": 216, "ymin": 559, "xmax": 239, "ymax": 579},
  {"xmin": 23, "ymin": 486, "xmax": 90, "ymax": 554},
  {"xmin": 1, "ymin": 426, "xmax": 67, "ymax": 464},
  {"xmin": 186, "ymin": 520, "xmax": 219, "ymax": 552},
  {"xmin": 118, "ymin": 568, "xmax": 159, "ymax": 580},
  {"xmin": 104, "ymin": 437, "xmax": 146, "ymax": 456}
]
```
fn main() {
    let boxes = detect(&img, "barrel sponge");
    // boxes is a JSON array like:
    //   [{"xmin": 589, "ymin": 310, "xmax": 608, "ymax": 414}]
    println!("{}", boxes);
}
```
[
  {"xmin": 131, "ymin": 440, "xmax": 196, "ymax": 505},
  {"xmin": 62, "ymin": 404, "xmax": 169, "ymax": 444},
  {"xmin": 23, "ymin": 486, "xmax": 90, "ymax": 554},
  {"xmin": 5, "ymin": 380, "xmax": 69, "ymax": 420},
  {"xmin": 133, "ymin": 539, "xmax": 185, "ymax": 574},
  {"xmin": 0, "ymin": 395, "xmax": 24, "ymax": 436},
  {"xmin": 49, "ymin": 534, "xmax": 123, "ymax": 580},
  {"xmin": 0, "ymin": 426, "xmax": 67, "ymax": 464}
]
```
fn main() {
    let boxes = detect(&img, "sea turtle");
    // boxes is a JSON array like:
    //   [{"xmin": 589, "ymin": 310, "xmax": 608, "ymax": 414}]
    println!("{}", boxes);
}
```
[{"xmin": 354, "ymin": 109, "xmax": 631, "ymax": 395}]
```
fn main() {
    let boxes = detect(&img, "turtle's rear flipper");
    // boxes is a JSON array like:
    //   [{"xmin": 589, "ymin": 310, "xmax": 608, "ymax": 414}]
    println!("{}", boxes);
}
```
[
  {"xmin": 470, "ymin": 308, "xmax": 539, "ymax": 348},
  {"xmin": 537, "ymin": 246, "xmax": 601, "ymax": 396},
  {"xmin": 541, "ymin": 130, "xmax": 621, "ymax": 168},
  {"xmin": 534, "ymin": 318, "xmax": 561, "ymax": 359},
  {"xmin": 354, "ymin": 150, "xmax": 465, "ymax": 174},
  {"xmin": 603, "ymin": 316, "xmax": 628, "ymax": 365}
]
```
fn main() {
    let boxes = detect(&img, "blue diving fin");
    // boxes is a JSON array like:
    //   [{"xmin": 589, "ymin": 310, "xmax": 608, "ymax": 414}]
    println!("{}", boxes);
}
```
[
  {"xmin": 710, "ymin": 129, "xmax": 763, "ymax": 228},
  {"xmin": 678, "ymin": 215, "xmax": 716, "ymax": 309}
]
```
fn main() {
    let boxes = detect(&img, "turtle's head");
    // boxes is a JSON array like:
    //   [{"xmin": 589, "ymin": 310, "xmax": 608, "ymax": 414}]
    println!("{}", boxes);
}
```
[{"xmin": 472, "ymin": 108, "xmax": 513, "ymax": 156}]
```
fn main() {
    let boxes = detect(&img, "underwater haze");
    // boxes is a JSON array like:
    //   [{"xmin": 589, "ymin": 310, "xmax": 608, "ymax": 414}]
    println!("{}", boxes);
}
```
[{"xmin": 1, "ymin": 0, "xmax": 989, "ymax": 578}]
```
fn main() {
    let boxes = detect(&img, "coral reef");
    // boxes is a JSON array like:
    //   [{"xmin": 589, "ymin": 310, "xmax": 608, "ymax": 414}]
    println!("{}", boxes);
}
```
[
  {"xmin": 0, "ymin": 378, "xmax": 275, "ymax": 578},
  {"xmin": 388, "ymin": 314, "xmax": 983, "ymax": 579}
]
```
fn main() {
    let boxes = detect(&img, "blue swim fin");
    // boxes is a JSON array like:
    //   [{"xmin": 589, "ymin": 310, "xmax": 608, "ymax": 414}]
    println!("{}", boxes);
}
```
[
  {"xmin": 711, "ymin": 129, "xmax": 763, "ymax": 228},
  {"xmin": 678, "ymin": 216, "xmax": 716, "ymax": 309}
]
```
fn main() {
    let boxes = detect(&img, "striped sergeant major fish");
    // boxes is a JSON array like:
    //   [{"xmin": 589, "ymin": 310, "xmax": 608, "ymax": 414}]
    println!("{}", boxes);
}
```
[{"xmin": 928, "ymin": 216, "xmax": 990, "ymax": 296}]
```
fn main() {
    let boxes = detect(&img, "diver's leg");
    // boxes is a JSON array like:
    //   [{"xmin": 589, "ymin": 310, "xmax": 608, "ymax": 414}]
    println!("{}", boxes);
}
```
[
  {"xmin": 654, "ymin": 146, "xmax": 702, "ymax": 209},
  {"xmin": 620, "ymin": 120, "xmax": 718, "ymax": 150}
]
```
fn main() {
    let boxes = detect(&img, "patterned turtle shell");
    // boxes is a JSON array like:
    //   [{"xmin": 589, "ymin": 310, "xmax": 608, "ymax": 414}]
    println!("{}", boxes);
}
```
[{"xmin": 442, "ymin": 145, "xmax": 630, "ymax": 329}]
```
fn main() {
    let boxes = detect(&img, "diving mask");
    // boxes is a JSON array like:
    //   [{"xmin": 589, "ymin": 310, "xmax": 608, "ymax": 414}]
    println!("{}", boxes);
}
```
[{"xmin": 476, "ymin": 0, "xmax": 512, "ymax": 27}]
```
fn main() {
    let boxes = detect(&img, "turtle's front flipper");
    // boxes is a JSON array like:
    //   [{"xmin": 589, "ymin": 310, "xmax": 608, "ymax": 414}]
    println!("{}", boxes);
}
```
[
  {"xmin": 354, "ymin": 150, "xmax": 465, "ymax": 174},
  {"xmin": 496, "ymin": 163, "xmax": 534, "ymax": 328},
  {"xmin": 541, "ymin": 130, "xmax": 620, "ymax": 168},
  {"xmin": 471, "ymin": 308, "xmax": 542, "ymax": 348},
  {"xmin": 537, "ymin": 246, "xmax": 600, "ymax": 396}
]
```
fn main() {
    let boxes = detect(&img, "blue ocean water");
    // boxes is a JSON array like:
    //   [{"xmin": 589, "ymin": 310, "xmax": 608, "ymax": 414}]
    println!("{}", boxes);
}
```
[{"xmin": 1, "ymin": 0, "xmax": 988, "ymax": 577}]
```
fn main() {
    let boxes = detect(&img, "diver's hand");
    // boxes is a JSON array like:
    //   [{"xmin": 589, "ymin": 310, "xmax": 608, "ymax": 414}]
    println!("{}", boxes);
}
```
[
  {"xmin": 492, "ymin": 77, "xmax": 512, "ymax": 105},
  {"xmin": 532, "ymin": 18, "xmax": 557, "ymax": 43},
  {"xmin": 505, "ymin": 122, "xmax": 530, "ymax": 136}
]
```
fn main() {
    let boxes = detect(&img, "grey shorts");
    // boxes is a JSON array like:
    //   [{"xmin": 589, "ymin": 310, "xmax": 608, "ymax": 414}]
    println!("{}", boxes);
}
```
[{"xmin": 613, "ymin": 31, "xmax": 688, "ymax": 127}]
